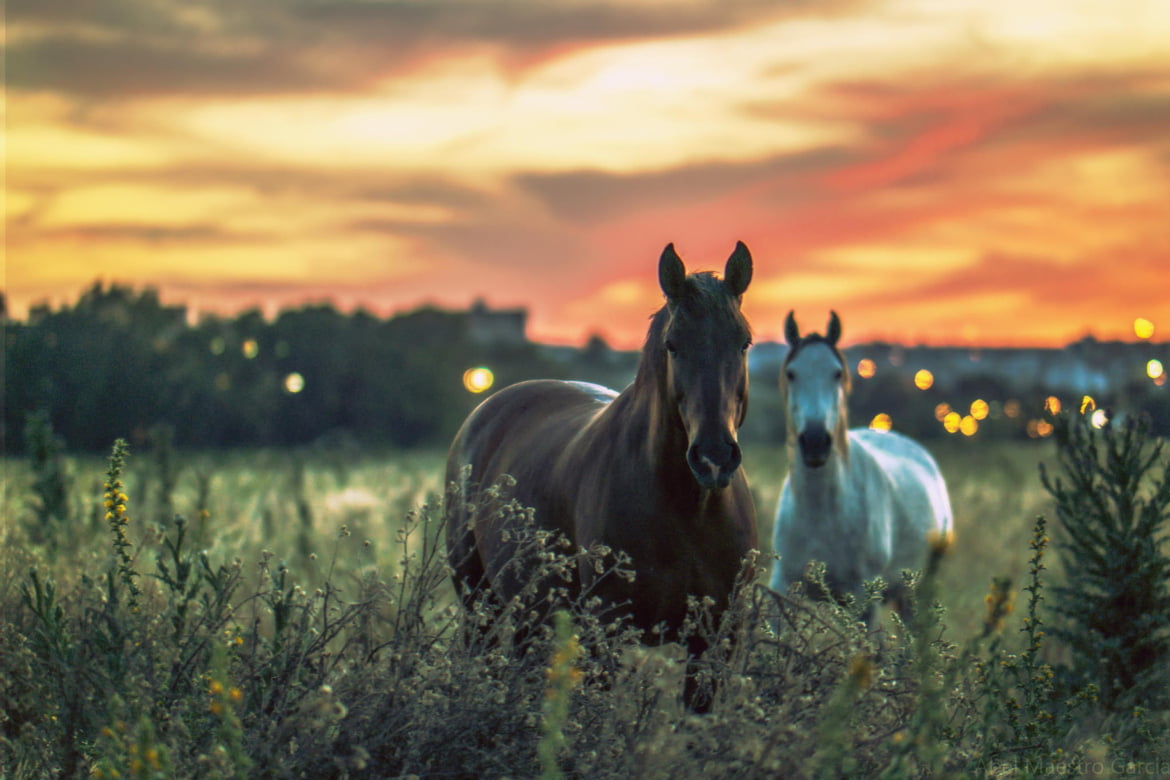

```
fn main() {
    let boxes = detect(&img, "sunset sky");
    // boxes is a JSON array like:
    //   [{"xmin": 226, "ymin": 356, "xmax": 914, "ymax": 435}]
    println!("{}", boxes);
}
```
[{"xmin": 6, "ymin": 0, "xmax": 1169, "ymax": 348}]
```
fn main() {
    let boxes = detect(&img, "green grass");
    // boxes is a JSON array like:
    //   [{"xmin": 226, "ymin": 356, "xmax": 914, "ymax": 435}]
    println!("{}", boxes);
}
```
[{"xmin": 1, "ymin": 435, "xmax": 1166, "ymax": 777}]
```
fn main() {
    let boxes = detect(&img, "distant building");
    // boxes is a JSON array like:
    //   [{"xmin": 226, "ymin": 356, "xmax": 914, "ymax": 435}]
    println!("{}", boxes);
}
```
[{"xmin": 468, "ymin": 298, "xmax": 527, "ymax": 346}]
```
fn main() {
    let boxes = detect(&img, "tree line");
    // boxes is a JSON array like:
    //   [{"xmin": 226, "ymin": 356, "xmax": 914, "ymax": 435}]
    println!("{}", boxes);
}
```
[
  {"xmin": 4, "ymin": 282, "xmax": 565, "ymax": 453},
  {"xmin": 6, "ymin": 282, "xmax": 1167, "ymax": 455}
]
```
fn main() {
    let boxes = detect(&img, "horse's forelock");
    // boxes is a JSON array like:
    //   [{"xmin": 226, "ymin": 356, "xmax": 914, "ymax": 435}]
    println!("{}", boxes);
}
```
[{"xmin": 784, "ymin": 333, "xmax": 847, "ymax": 380}]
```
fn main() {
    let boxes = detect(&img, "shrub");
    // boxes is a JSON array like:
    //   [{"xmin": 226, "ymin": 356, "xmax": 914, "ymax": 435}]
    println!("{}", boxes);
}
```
[
  {"xmin": 1040, "ymin": 410, "xmax": 1170, "ymax": 710},
  {"xmin": 3, "ymin": 439, "xmax": 1169, "ymax": 777}
]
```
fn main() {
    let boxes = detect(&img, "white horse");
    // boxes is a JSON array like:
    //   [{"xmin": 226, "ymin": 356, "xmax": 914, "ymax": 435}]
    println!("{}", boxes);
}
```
[{"xmin": 769, "ymin": 311, "xmax": 953, "ymax": 621}]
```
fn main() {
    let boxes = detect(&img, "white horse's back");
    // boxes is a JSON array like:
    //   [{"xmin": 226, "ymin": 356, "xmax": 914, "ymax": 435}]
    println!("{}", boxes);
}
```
[{"xmin": 850, "ymin": 429, "xmax": 952, "ymax": 569}]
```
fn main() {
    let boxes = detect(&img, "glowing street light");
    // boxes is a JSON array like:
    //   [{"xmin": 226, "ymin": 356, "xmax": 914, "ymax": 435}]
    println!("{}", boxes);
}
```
[{"xmin": 914, "ymin": 369, "xmax": 934, "ymax": 390}]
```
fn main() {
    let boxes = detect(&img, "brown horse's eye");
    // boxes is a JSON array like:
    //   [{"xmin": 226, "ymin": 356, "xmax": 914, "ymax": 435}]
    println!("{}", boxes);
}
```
[
  {"xmin": 665, "ymin": 341, "xmax": 678, "ymax": 357},
  {"xmin": 741, "ymin": 340, "xmax": 751, "ymax": 353}
]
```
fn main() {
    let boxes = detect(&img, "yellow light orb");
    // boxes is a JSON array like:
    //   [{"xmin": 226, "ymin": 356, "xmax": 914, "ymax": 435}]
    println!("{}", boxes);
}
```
[
  {"xmin": 1044, "ymin": 396, "xmax": 1061, "ymax": 415},
  {"xmin": 1090, "ymin": 408, "xmax": 1109, "ymax": 429},
  {"xmin": 1148, "ymin": 359, "xmax": 1165, "ymax": 380},
  {"xmin": 959, "ymin": 415, "xmax": 979, "ymax": 437},
  {"xmin": 943, "ymin": 411, "xmax": 961, "ymax": 434},
  {"xmin": 869, "ymin": 413, "xmax": 893, "ymax": 431},
  {"xmin": 857, "ymin": 359, "xmax": 876, "ymax": 379},
  {"xmin": 242, "ymin": 339, "xmax": 259, "ymax": 359},
  {"xmin": 284, "ymin": 372, "xmax": 305, "ymax": 394},
  {"xmin": 970, "ymin": 399, "xmax": 989, "ymax": 420},
  {"xmin": 913, "ymin": 369, "xmax": 934, "ymax": 390},
  {"xmin": 1080, "ymin": 395, "xmax": 1096, "ymax": 414},
  {"xmin": 1134, "ymin": 317, "xmax": 1155, "ymax": 340},
  {"xmin": 463, "ymin": 367, "xmax": 495, "ymax": 394}
]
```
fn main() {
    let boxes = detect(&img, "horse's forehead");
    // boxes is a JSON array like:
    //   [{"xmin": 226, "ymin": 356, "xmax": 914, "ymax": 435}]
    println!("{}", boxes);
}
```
[
  {"xmin": 789, "ymin": 340, "xmax": 842, "ymax": 375},
  {"xmin": 668, "ymin": 289, "xmax": 745, "ymax": 338}
]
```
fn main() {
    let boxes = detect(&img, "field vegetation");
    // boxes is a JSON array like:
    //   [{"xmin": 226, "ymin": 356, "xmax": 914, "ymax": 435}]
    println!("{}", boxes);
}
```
[{"xmin": 2, "ymin": 413, "xmax": 1169, "ymax": 778}]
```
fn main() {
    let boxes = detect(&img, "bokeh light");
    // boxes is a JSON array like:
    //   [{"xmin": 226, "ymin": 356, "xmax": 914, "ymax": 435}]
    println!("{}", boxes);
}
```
[
  {"xmin": 1003, "ymin": 399, "xmax": 1021, "ymax": 418},
  {"xmin": 1044, "ymin": 396, "xmax": 1062, "ymax": 415},
  {"xmin": 1134, "ymin": 317, "xmax": 1156, "ymax": 340},
  {"xmin": 1090, "ymin": 408, "xmax": 1109, "ymax": 428},
  {"xmin": 284, "ymin": 372, "xmax": 305, "ymax": 394},
  {"xmin": 943, "ymin": 411, "xmax": 961, "ymax": 434},
  {"xmin": 242, "ymin": 338, "xmax": 259, "ymax": 359},
  {"xmin": 959, "ymin": 415, "xmax": 978, "ymax": 437},
  {"xmin": 463, "ymin": 366, "xmax": 495, "ymax": 394},
  {"xmin": 1027, "ymin": 419, "xmax": 1055, "ymax": 438},
  {"xmin": 914, "ymin": 369, "xmax": 934, "ymax": 390},
  {"xmin": 934, "ymin": 402, "xmax": 952, "ymax": 421},
  {"xmin": 970, "ymin": 399, "xmax": 989, "ymax": 420},
  {"xmin": 869, "ymin": 412, "xmax": 893, "ymax": 431},
  {"xmin": 857, "ymin": 359, "xmax": 876, "ymax": 379},
  {"xmin": 1148, "ymin": 359, "xmax": 1165, "ymax": 380}
]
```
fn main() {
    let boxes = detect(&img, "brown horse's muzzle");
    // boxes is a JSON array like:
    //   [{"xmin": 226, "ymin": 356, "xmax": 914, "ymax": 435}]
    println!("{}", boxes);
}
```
[{"xmin": 687, "ymin": 433, "xmax": 742, "ymax": 490}]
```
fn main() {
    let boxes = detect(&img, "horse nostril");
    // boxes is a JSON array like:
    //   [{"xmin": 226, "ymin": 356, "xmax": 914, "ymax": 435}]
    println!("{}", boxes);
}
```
[
  {"xmin": 798, "ymin": 426, "xmax": 833, "ymax": 466},
  {"xmin": 727, "ymin": 439, "xmax": 742, "ymax": 471}
]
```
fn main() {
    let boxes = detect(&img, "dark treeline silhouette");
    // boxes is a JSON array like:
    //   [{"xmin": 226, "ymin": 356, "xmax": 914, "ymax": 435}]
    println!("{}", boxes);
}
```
[
  {"xmin": 6, "ymin": 283, "xmax": 1168, "ymax": 454},
  {"xmin": 4, "ymin": 282, "xmax": 565, "ymax": 453}
]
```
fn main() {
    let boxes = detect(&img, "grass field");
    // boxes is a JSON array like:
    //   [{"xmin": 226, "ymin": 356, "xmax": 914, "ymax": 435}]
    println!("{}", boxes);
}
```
[{"xmin": 2, "ymin": 432, "xmax": 1167, "ymax": 777}]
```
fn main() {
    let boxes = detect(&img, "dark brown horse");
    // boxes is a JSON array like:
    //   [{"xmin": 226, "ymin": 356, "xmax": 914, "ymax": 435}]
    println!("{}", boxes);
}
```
[{"xmin": 446, "ymin": 242, "xmax": 758, "ymax": 709}]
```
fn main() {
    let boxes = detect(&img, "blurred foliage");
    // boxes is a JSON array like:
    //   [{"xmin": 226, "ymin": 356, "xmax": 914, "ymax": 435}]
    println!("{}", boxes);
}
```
[{"xmin": 4, "ymin": 282, "xmax": 565, "ymax": 453}]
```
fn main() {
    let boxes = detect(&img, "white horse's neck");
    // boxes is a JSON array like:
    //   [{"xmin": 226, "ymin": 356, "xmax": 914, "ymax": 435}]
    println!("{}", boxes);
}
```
[{"xmin": 789, "ymin": 442, "xmax": 852, "ymax": 518}]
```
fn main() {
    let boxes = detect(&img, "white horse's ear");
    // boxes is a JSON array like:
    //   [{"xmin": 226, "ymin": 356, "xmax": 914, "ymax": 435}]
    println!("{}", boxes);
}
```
[
  {"xmin": 659, "ymin": 243, "xmax": 687, "ymax": 300},
  {"xmin": 826, "ymin": 310, "xmax": 842, "ymax": 345},
  {"xmin": 785, "ymin": 311, "xmax": 801, "ymax": 346},
  {"xmin": 724, "ymin": 241, "xmax": 752, "ymax": 297}
]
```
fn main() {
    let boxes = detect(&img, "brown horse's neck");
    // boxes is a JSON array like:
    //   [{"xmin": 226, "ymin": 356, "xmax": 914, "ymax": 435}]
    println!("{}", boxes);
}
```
[{"xmin": 622, "ymin": 307, "xmax": 701, "ymax": 502}]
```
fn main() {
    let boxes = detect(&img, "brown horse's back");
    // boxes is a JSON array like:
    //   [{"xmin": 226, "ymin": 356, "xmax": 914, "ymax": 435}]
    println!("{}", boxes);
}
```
[{"xmin": 445, "ymin": 379, "xmax": 616, "ymax": 603}]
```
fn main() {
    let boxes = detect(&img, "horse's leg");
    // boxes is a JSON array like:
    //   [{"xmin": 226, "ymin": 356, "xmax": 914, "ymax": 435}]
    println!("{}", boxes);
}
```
[
  {"xmin": 683, "ymin": 636, "xmax": 715, "ymax": 713},
  {"xmin": 887, "ymin": 582, "xmax": 914, "ymax": 630}
]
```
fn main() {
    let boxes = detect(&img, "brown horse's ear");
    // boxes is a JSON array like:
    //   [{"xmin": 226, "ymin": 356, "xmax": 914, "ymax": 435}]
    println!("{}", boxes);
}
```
[
  {"xmin": 724, "ymin": 241, "xmax": 752, "ymax": 297},
  {"xmin": 659, "ymin": 243, "xmax": 687, "ymax": 300},
  {"xmin": 826, "ymin": 310, "xmax": 842, "ymax": 346},
  {"xmin": 784, "ymin": 310, "xmax": 801, "ymax": 346}
]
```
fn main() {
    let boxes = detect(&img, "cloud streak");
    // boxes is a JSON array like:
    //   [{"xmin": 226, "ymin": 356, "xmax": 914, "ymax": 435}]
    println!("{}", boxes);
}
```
[{"xmin": 6, "ymin": 0, "xmax": 1169, "ymax": 347}]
